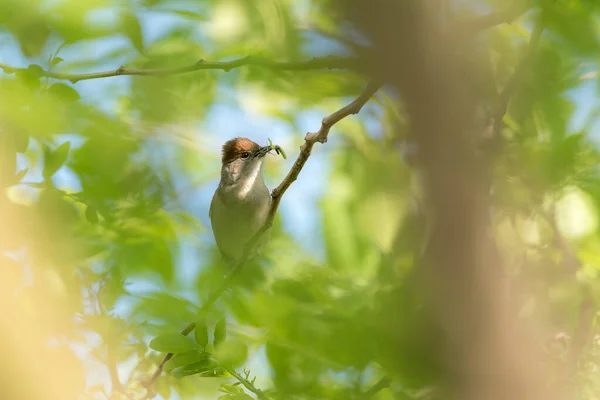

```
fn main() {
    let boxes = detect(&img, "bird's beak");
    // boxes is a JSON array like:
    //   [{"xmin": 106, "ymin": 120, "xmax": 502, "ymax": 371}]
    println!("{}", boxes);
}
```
[{"xmin": 254, "ymin": 145, "xmax": 271, "ymax": 158}]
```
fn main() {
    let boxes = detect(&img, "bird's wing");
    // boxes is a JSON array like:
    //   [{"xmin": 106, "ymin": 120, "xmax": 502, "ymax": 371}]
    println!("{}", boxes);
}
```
[{"xmin": 209, "ymin": 191, "xmax": 238, "ymax": 265}]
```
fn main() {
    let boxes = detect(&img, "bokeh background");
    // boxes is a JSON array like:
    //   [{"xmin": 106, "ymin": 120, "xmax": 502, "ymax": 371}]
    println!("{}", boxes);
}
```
[{"xmin": 1, "ymin": 0, "xmax": 600, "ymax": 399}]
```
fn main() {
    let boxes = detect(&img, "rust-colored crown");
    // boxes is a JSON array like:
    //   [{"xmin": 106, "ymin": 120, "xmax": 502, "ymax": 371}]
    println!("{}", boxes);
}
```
[{"xmin": 221, "ymin": 137, "xmax": 260, "ymax": 163}]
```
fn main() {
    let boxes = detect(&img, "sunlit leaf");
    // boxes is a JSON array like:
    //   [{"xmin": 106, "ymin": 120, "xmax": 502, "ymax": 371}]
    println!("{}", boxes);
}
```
[
  {"xmin": 43, "ymin": 141, "xmax": 71, "ymax": 179},
  {"xmin": 120, "ymin": 11, "xmax": 144, "ymax": 53},
  {"xmin": 85, "ymin": 205, "xmax": 98, "ymax": 224},
  {"xmin": 214, "ymin": 318, "xmax": 227, "ymax": 347},
  {"xmin": 164, "ymin": 350, "xmax": 210, "ymax": 371},
  {"xmin": 215, "ymin": 340, "xmax": 248, "ymax": 367},
  {"xmin": 16, "ymin": 65, "xmax": 44, "ymax": 90},
  {"xmin": 555, "ymin": 186, "xmax": 598, "ymax": 238},
  {"xmin": 170, "ymin": 360, "xmax": 216, "ymax": 378},
  {"xmin": 51, "ymin": 57, "xmax": 64, "ymax": 66},
  {"xmin": 166, "ymin": 9, "xmax": 208, "ymax": 20},
  {"xmin": 48, "ymin": 83, "xmax": 80, "ymax": 102},
  {"xmin": 8, "ymin": 168, "xmax": 28, "ymax": 186},
  {"xmin": 194, "ymin": 320, "xmax": 209, "ymax": 347},
  {"xmin": 544, "ymin": 3, "xmax": 600, "ymax": 55},
  {"xmin": 149, "ymin": 333, "xmax": 198, "ymax": 353}
]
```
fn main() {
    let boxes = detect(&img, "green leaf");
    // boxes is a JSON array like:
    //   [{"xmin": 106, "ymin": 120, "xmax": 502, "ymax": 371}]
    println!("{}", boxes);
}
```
[
  {"xmin": 48, "ymin": 83, "xmax": 80, "ymax": 102},
  {"xmin": 544, "ymin": 5, "xmax": 600, "ymax": 55},
  {"xmin": 167, "ymin": 9, "xmax": 208, "ymax": 20},
  {"xmin": 132, "ymin": 293, "xmax": 196, "ymax": 325},
  {"xmin": 215, "ymin": 340, "xmax": 248, "ymax": 368},
  {"xmin": 51, "ymin": 56, "xmax": 64, "ymax": 66},
  {"xmin": 17, "ymin": 23, "xmax": 51, "ymax": 57},
  {"xmin": 170, "ymin": 350, "xmax": 210, "ymax": 367},
  {"xmin": 10, "ymin": 168, "xmax": 28, "ymax": 186},
  {"xmin": 118, "ymin": 238, "xmax": 174, "ymax": 282},
  {"xmin": 27, "ymin": 64, "xmax": 44, "ymax": 77},
  {"xmin": 10, "ymin": 167, "xmax": 25, "ymax": 184},
  {"xmin": 85, "ymin": 206, "xmax": 99, "ymax": 224},
  {"xmin": 121, "ymin": 12, "xmax": 144, "ymax": 53},
  {"xmin": 194, "ymin": 320, "xmax": 209, "ymax": 346},
  {"xmin": 214, "ymin": 318, "xmax": 227, "ymax": 346},
  {"xmin": 163, "ymin": 350, "xmax": 210, "ymax": 371},
  {"xmin": 219, "ymin": 383, "xmax": 244, "ymax": 394},
  {"xmin": 37, "ymin": 188, "xmax": 79, "ymax": 227},
  {"xmin": 169, "ymin": 360, "xmax": 215, "ymax": 378},
  {"xmin": 43, "ymin": 141, "xmax": 71, "ymax": 179},
  {"xmin": 149, "ymin": 333, "xmax": 197, "ymax": 353},
  {"xmin": 16, "ymin": 65, "xmax": 43, "ymax": 90}
]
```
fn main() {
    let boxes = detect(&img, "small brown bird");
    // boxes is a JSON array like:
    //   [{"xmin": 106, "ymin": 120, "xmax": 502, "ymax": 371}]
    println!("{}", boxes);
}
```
[{"xmin": 209, "ymin": 138, "xmax": 272, "ymax": 266}]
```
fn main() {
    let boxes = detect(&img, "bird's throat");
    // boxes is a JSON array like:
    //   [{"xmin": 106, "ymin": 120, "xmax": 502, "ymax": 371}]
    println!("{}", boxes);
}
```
[
  {"xmin": 219, "ymin": 159, "xmax": 267, "ymax": 204},
  {"xmin": 238, "ymin": 160, "xmax": 263, "ymax": 199}
]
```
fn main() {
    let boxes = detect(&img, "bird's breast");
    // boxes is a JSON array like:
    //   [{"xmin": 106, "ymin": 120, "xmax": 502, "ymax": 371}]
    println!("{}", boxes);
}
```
[{"xmin": 210, "ymin": 181, "xmax": 271, "ymax": 263}]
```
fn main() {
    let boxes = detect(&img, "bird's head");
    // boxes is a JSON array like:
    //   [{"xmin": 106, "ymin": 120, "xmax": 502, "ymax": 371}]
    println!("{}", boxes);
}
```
[{"xmin": 220, "ymin": 137, "xmax": 271, "ymax": 185}]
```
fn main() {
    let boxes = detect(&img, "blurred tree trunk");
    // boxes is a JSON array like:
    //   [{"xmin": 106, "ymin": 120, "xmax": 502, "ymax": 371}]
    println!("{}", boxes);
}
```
[{"xmin": 340, "ymin": 1, "xmax": 559, "ymax": 399}]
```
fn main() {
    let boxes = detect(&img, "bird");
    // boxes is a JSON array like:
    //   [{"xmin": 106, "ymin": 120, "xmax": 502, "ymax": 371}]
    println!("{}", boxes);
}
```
[{"xmin": 209, "ymin": 137, "xmax": 272, "ymax": 266}]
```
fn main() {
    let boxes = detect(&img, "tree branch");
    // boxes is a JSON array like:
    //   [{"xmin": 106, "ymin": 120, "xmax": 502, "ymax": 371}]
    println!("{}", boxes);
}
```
[
  {"xmin": 0, "ymin": 55, "xmax": 358, "ymax": 83},
  {"xmin": 268, "ymin": 79, "xmax": 382, "ymax": 213},
  {"xmin": 142, "ymin": 80, "xmax": 381, "ymax": 395}
]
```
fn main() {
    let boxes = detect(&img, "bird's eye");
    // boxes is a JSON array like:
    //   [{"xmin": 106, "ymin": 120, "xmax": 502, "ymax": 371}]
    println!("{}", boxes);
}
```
[{"xmin": 240, "ymin": 152, "xmax": 250, "ymax": 159}]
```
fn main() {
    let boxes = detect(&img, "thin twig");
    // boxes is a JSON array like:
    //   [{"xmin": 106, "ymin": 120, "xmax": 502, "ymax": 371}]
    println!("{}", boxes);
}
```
[
  {"xmin": 142, "ymin": 80, "xmax": 381, "ymax": 393},
  {"xmin": 0, "ymin": 55, "xmax": 358, "ymax": 83},
  {"xmin": 268, "ymin": 80, "xmax": 382, "ymax": 217}
]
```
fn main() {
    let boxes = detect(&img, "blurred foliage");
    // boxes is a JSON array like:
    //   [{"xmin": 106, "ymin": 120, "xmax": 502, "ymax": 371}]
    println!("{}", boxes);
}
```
[{"xmin": 1, "ymin": 0, "xmax": 600, "ymax": 399}]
